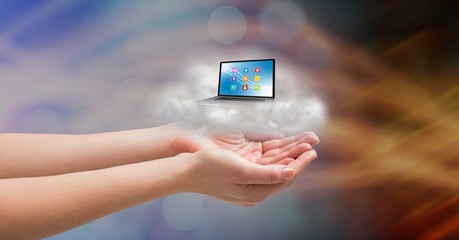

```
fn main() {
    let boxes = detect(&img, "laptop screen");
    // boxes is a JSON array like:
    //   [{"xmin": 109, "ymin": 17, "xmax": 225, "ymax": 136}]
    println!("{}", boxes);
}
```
[{"xmin": 218, "ymin": 59, "xmax": 275, "ymax": 98}]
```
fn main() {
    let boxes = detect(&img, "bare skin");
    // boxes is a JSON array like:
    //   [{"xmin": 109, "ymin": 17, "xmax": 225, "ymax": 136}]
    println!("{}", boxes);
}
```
[
  {"xmin": 172, "ymin": 125, "xmax": 320, "ymax": 164},
  {"xmin": 0, "ymin": 124, "xmax": 319, "ymax": 239}
]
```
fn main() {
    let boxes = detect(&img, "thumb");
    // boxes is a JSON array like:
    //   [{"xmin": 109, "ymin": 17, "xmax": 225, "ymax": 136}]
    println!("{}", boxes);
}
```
[{"xmin": 241, "ymin": 163, "xmax": 295, "ymax": 184}]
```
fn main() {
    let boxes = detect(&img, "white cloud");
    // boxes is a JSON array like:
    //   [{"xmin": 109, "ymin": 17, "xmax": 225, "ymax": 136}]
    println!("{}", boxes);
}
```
[{"xmin": 149, "ymin": 64, "xmax": 327, "ymax": 136}]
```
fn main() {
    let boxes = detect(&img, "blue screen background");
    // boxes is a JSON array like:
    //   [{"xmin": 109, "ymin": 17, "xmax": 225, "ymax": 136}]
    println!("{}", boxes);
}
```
[{"xmin": 219, "ymin": 60, "xmax": 274, "ymax": 97}]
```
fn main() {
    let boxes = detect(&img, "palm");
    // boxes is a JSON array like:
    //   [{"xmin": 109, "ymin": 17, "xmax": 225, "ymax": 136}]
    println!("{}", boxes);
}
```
[
  {"xmin": 206, "ymin": 131, "xmax": 263, "ymax": 162},
  {"xmin": 174, "ymin": 127, "xmax": 318, "ymax": 165}
]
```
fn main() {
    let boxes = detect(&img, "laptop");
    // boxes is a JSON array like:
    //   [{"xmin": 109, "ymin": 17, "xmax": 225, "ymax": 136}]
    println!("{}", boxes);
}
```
[{"xmin": 197, "ymin": 59, "xmax": 275, "ymax": 104}]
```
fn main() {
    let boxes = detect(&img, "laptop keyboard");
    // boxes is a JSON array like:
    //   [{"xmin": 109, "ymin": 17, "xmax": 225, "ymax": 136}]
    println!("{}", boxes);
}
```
[{"xmin": 216, "ymin": 97, "xmax": 266, "ymax": 101}]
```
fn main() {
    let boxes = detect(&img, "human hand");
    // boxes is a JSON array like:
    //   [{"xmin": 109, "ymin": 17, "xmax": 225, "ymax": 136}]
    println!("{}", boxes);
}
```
[
  {"xmin": 177, "ymin": 148, "xmax": 318, "ymax": 206},
  {"xmin": 172, "ymin": 126, "xmax": 319, "ymax": 165}
]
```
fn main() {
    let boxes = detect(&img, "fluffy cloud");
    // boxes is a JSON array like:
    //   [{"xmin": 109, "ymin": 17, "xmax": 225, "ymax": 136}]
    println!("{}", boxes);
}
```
[{"xmin": 149, "ymin": 64, "xmax": 326, "ymax": 136}]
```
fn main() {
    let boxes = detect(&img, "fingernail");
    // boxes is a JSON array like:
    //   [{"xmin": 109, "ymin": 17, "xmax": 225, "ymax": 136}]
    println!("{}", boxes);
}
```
[
  {"xmin": 281, "ymin": 168, "xmax": 294, "ymax": 180},
  {"xmin": 311, "ymin": 149, "xmax": 318, "ymax": 158}
]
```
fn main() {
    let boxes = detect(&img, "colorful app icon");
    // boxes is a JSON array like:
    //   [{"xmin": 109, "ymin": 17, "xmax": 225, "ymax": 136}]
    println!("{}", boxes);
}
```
[
  {"xmin": 254, "ymin": 76, "xmax": 260, "ymax": 82},
  {"xmin": 243, "ymin": 76, "xmax": 248, "ymax": 82},
  {"xmin": 243, "ymin": 68, "xmax": 248, "ymax": 73},
  {"xmin": 232, "ymin": 68, "xmax": 238, "ymax": 73},
  {"xmin": 254, "ymin": 85, "xmax": 260, "ymax": 90},
  {"xmin": 255, "ymin": 67, "xmax": 260, "ymax": 73},
  {"xmin": 231, "ymin": 76, "xmax": 237, "ymax": 81},
  {"xmin": 230, "ymin": 84, "xmax": 237, "ymax": 91},
  {"xmin": 242, "ymin": 85, "xmax": 248, "ymax": 90}
]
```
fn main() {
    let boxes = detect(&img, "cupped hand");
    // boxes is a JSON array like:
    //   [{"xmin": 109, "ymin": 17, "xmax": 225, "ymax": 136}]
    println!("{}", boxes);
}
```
[
  {"xmin": 172, "ymin": 126, "xmax": 319, "ymax": 165},
  {"xmin": 179, "ymin": 148, "xmax": 318, "ymax": 206}
]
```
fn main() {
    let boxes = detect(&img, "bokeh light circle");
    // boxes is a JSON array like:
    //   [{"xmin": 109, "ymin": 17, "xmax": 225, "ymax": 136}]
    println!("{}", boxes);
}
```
[
  {"xmin": 162, "ymin": 193, "xmax": 204, "ymax": 231},
  {"xmin": 259, "ymin": 1, "xmax": 306, "ymax": 46},
  {"xmin": 208, "ymin": 6, "xmax": 247, "ymax": 44}
]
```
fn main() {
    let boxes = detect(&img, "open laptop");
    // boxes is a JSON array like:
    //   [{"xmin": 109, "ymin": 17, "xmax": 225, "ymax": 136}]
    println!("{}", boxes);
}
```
[{"xmin": 197, "ymin": 59, "xmax": 275, "ymax": 104}]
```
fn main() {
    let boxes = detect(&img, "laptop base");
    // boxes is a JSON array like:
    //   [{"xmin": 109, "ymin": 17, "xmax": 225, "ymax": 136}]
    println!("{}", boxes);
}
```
[
  {"xmin": 214, "ymin": 96, "xmax": 267, "ymax": 102},
  {"xmin": 195, "ymin": 96, "xmax": 273, "ymax": 107}
]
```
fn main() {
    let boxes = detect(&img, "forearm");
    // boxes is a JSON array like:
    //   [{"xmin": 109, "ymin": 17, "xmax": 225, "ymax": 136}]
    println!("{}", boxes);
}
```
[
  {"xmin": 0, "ymin": 156, "xmax": 189, "ymax": 240},
  {"xmin": 0, "ymin": 125, "xmax": 181, "ymax": 178}
]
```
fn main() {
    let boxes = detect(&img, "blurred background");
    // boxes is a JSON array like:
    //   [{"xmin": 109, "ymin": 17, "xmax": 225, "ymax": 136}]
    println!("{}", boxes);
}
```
[{"xmin": 1, "ymin": 0, "xmax": 458, "ymax": 239}]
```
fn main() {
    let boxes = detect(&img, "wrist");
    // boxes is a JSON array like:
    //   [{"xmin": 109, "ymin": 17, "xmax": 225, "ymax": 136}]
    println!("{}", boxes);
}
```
[
  {"xmin": 162, "ymin": 123, "xmax": 203, "ymax": 156},
  {"xmin": 167, "ymin": 153, "xmax": 197, "ymax": 193},
  {"xmin": 139, "ymin": 124, "xmax": 182, "ymax": 159},
  {"xmin": 171, "ymin": 150, "xmax": 221, "ymax": 195}
]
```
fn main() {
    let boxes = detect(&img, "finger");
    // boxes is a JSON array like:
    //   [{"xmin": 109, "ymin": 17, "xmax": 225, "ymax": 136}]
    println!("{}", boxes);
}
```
[
  {"xmin": 262, "ymin": 141, "xmax": 298, "ymax": 158},
  {"xmin": 275, "ymin": 158, "xmax": 295, "ymax": 165},
  {"xmin": 262, "ymin": 132, "xmax": 318, "ymax": 153},
  {"xmin": 262, "ymin": 134, "xmax": 305, "ymax": 153},
  {"xmin": 262, "ymin": 138, "xmax": 312, "ymax": 158},
  {"xmin": 295, "ymin": 134, "xmax": 320, "ymax": 147},
  {"xmin": 288, "ymin": 150, "xmax": 318, "ymax": 175},
  {"xmin": 305, "ymin": 134, "xmax": 320, "ymax": 146},
  {"xmin": 258, "ymin": 143, "xmax": 311, "ymax": 165},
  {"xmin": 238, "ymin": 163, "xmax": 295, "ymax": 185}
]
